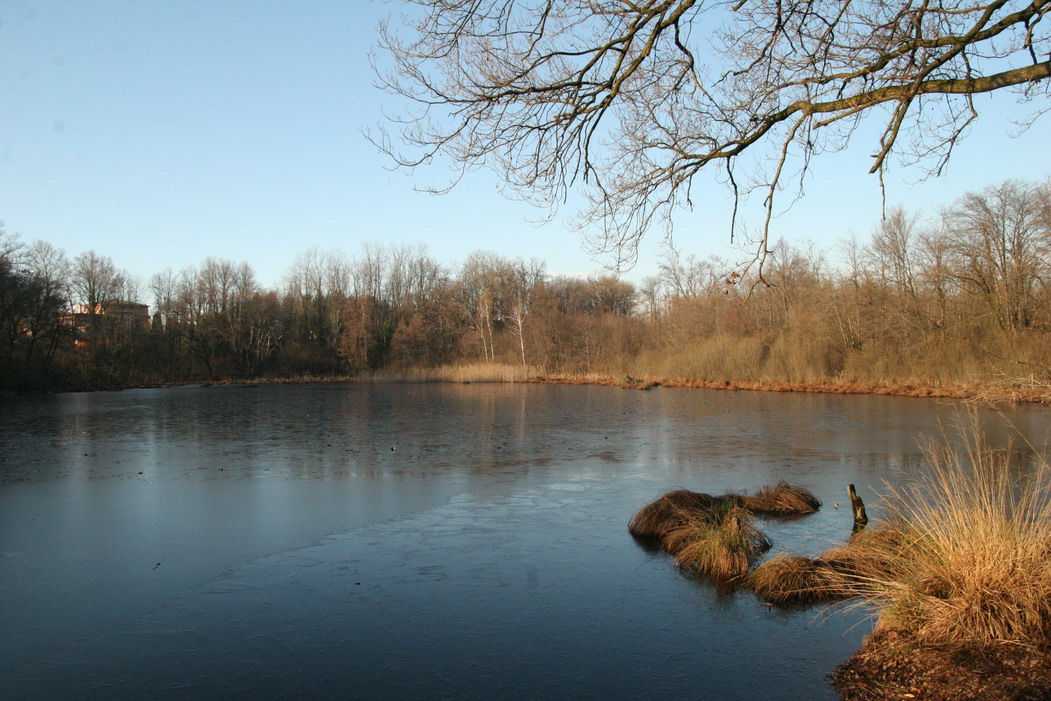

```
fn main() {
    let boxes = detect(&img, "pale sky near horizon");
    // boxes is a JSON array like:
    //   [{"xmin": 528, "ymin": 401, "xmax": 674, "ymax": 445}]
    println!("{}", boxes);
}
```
[{"xmin": 2, "ymin": 1, "xmax": 1049, "ymax": 303}]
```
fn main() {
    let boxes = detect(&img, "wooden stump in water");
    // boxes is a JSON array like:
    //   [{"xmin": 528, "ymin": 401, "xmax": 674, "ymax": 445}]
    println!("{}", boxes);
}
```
[{"xmin": 848, "ymin": 483, "xmax": 868, "ymax": 533}]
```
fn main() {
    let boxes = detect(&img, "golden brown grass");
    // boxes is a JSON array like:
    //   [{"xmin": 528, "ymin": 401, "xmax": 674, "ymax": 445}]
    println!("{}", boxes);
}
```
[
  {"xmin": 629, "ymin": 488, "xmax": 796, "ymax": 583},
  {"xmin": 745, "ymin": 554, "xmax": 844, "ymax": 605},
  {"xmin": 741, "ymin": 481, "xmax": 822, "ymax": 515},
  {"xmin": 745, "ymin": 522, "xmax": 909, "ymax": 605},
  {"xmin": 661, "ymin": 502, "xmax": 772, "ymax": 581},
  {"xmin": 629, "ymin": 483, "xmax": 821, "ymax": 543},
  {"xmin": 370, "ymin": 362, "xmax": 544, "ymax": 383},
  {"xmin": 751, "ymin": 426, "xmax": 1051, "ymax": 651},
  {"xmin": 838, "ymin": 432, "xmax": 1051, "ymax": 648},
  {"xmin": 627, "ymin": 490, "xmax": 721, "ymax": 539},
  {"xmin": 820, "ymin": 522, "xmax": 911, "ymax": 582}
]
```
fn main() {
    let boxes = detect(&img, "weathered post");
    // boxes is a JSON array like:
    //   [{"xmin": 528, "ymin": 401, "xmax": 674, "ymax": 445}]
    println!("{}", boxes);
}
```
[{"xmin": 848, "ymin": 484, "xmax": 868, "ymax": 533}]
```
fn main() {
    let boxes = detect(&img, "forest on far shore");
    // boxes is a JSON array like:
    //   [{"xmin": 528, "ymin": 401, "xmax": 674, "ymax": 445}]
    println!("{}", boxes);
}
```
[{"xmin": 1, "ymin": 177, "xmax": 1049, "ymax": 398}]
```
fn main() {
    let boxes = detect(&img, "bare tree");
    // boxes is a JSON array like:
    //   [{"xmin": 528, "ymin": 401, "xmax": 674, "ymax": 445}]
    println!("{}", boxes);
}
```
[
  {"xmin": 23, "ymin": 241, "xmax": 70, "ymax": 365},
  {"xmin": 947, "ymin": 179, "xmax": 1050, "ymax": 330},
  {"xmin": 503, "ymin": 258, "xmax": 546, "ymax": 366},
  {"xmin": 375, "ymin": 0, "xmax": 1050, "ymax": 274},
  {"xmin": 71, "ymin": 251, "xmax": 126, "ymax": 353}
]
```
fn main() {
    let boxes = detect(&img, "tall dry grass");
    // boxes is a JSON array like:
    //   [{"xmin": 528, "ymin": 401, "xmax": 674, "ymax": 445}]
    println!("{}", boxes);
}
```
[
  {"xmin": 745, "ymin": 522, "xmax": 908, "ymax": 605},
  {"xmin": 835, "ymin": 427, "xmax": 1051, "ymax": 648},
  {"xmin": 371, "ymin": 362, "xmax": 543, "ymax": 383},
  {"xmin": 629, "ymin": 335, "xmax": 768, "ymax": 382},
  {"xmin": 661, "ymin": 502, "xmax": 772, "ymax": 581}
]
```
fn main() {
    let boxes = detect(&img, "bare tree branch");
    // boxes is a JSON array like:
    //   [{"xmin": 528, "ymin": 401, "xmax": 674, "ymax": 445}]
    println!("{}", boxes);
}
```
[{"xmin": 373, "ymin": 0, "xmax": 1051, "ymax": 273}]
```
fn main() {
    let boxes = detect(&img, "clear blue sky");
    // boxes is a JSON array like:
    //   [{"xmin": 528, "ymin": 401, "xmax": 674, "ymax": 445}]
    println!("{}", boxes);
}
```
[{"xmin": 2, "ymin": 1, "xmax": 1048, "ymax": 300}]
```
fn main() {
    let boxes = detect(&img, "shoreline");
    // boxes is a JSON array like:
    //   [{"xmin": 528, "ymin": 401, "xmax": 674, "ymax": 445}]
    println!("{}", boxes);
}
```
[{"xmin": 8, "ymin": 372, "xmax": 1051, "ymax": 406}]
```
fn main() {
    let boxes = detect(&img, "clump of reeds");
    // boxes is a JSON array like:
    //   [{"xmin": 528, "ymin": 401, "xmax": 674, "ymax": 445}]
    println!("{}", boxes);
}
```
[
  {"xmin": 662, "ymin": 502, "xmax": 772, "ymax": 581},
  {"xmin": 629, "ymin": 482, "xmax": 822, "ymax": 585},
  {"xmin": 740, "ymin": 481, "xmax": 822, "ymax": 515},
  {"xmin": 746, "ymin": 554, "xmax": 844, "ymax": 605},
  {"xmin": 744, "ymin": 521, "xmax": 921, "ymax": 606},
  {"xmin": 629, "ymin": 483, "xmax": 821, "ymax": 540},
  {"xmin": 839, "ymin": 431, "xmax": 1051, "ymax": 649},
  {"xmin": 627, "ymin": 490, "xmax": 721, "ymax": 539},
  {"xmin": 822, "ymin": 521, "xmax": 911, "ymax": 581}
]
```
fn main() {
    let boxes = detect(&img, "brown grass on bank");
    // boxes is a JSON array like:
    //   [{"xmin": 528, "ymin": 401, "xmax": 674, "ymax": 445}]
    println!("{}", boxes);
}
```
[
  {"xmin": 232, "ymin": 367, "xmax": 1051, "ymax": 405},
  {"xmin": 840, "ymin": 431, "xmax": 1051, "ymax": 649},
  {"xmin": 661, "ymin": 502, "xmax": 772, "ymax": 581},
  {"xmin": 740, "ymin": 481, "xmax": 822, "ymax": 515},
  {"xmin": 820, "ymin": 521, "xmax": 911, "ymax": 582},
  {"xmin": 749, "ymin": 422, "xmax": 1051, "ymax": 655}
]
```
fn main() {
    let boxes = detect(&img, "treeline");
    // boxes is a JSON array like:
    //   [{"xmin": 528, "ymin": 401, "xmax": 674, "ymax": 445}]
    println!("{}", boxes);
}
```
[{"xmin": 1, "ymin": 177, "xmax": 1049, "ymax": 394}]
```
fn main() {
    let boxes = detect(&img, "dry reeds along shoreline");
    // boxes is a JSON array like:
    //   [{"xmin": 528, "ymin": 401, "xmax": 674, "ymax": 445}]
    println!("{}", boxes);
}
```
[
  {"xmin": 358, "ymin": 361, "xmax": 1051, "ymax": 405},
  {"xmin": 751, "ymin": 432, "xmax": 1051, "ymax": 652}
]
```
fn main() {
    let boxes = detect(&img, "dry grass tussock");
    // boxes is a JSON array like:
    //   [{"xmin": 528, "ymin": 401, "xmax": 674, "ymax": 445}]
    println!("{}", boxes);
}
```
[
  {"xmin": 745, "ymin": 554, "xmax": 844, "ymax": 605},
  {"xmin": 628, "ymin": 484, "xmax": 819, "ymax": 583},
  {"xmin": 627, "ymin": 490, "xmax": 722, "ymax": 539},
  {"xmin": 629, "ymin": 483, "xmax": 821, "ymax": 542},
  {"xmin": 745, "ymin": 523, "xmax": 908, "ymax": 605},
  {"xmin": 741, "ymin": 481, "xmax": 821, "ymax": 515},
  {"xmin": 842, "ymin": 431, "xmax": 1051, "ymax": 649},
  {"xmin": 661, "ymin": 502, "xmax": 772, "ymax": 581}
]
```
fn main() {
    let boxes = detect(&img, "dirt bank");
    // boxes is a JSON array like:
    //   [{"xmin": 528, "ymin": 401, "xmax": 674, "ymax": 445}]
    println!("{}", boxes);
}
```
[{"xmin": 831, "ymin": 629, "xmax": 1051, "ymax": 700}]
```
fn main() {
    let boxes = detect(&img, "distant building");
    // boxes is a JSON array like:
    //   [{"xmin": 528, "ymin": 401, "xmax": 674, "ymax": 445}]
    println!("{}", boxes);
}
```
[{"xmin": 62, "ymin": 300, "xmax": 150, "ymax": 348}]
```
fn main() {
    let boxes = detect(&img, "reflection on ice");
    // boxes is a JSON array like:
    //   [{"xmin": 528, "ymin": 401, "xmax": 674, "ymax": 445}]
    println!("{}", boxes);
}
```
[{"xmin": 1, "ymin": 383, "xmax": 1047, "ymax": 698}]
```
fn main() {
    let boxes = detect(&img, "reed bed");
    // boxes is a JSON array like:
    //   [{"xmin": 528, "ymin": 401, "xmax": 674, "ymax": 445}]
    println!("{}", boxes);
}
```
[{"xmin": 371, "ymin": 362, "xmax": 543, "ymax": 384}]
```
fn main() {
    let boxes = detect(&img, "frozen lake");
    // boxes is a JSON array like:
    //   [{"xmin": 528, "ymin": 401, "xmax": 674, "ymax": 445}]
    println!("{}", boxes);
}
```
[{"xmin": 1, "ymin": 383, "xmax": 1047, "ymax": 698}]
